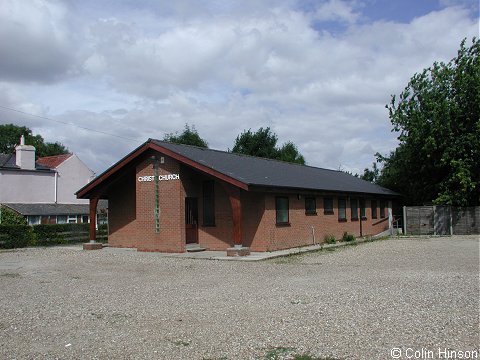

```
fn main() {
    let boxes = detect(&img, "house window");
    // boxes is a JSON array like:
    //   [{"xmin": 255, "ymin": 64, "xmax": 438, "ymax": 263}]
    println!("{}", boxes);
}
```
[
  {"xmin": 57, "ymin": 215, "xmax": 67, "ymax": 224},
  {"xmin": 371, "ymin": 200, "xmax": 377, "ymax": 219},
  {"xmin": 305, "ymin": 197, "xmax": 316, "ymax": 215},
  {"xmin": 360, "ymin": 199, "xmax": 366, "ymax": 219},
  {"xmin": 338, "ymin": 198, "xmax": 346, "ymax": 221},
  {"xmin": 203, "ymin": 181, "xmax": 215, "ymax": 226},
  {"xmin": 323, "ymin": 197, "xmax": 334, "ymax": 214},
  {"xmin": 276, "ymin": 197, "xmax": 289, "ymax": 225},
  {"xmin": 27, "ymin": 216, "xmax": 41, "ymax": 226},
  {"xmin": 380, "ymin": 200, "xmax": 386, "ymax": 218},
  {"xmin": 67, "ymin": 215, "xmax": 77, "ymax": 224},
  {"xmin": 82, "ymin": 215, "xmax": 89, "ymax": 223},
  {"xmin": 351, "ymin": 198, "xmax": 359, "ymax": 220}
]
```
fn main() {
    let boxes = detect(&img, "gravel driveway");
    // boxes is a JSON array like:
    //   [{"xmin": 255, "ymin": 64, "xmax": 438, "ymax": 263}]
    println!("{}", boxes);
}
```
[{"xmin": 1, "ymin": 236, "xmax": 478, "ymax": 360}]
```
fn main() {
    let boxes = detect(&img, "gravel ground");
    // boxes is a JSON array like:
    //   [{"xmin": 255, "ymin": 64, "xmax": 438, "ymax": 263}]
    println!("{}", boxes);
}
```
[{"xmin": 0, "ymin": 236, "xmax": 479, "ymax": 360}]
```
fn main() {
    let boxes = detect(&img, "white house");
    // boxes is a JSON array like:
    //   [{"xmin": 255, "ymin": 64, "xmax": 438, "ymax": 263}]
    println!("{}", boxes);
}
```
[{"xmin": 0, "ymin": 136, "xmax": 106, "ymax": 225}]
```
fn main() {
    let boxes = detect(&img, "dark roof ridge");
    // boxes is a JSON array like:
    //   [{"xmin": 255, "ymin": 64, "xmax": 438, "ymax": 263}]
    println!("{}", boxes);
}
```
[{"xmin": 148, "ymin": 138, "xmax": 346, "ymax": 174}]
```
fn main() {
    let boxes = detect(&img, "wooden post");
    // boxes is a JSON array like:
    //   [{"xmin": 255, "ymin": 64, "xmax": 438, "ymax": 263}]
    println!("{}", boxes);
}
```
[
  {"xmin": 84, "ymin": 197, "xmax": 102, "ymax": 250},
  {"xmin": 221, "ymin": 183, "xmax": 249, "ymax": 256}
]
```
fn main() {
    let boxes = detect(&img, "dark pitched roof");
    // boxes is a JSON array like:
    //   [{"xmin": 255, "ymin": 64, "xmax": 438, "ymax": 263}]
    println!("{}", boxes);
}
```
[
  {"xmin": 150, "ymin": 140, "xmax": 398, "ymax": 196},
  {"xmin": 2, "ymin": 201, "xmax": 108, "ymax": 216},
  {"xmin": 0, "ymin": 153, "xmax": 53, "ymax": 171}
]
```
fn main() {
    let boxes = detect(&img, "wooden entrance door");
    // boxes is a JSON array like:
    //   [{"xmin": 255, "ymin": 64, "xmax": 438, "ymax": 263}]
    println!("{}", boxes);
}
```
[{"xmin": 185, "ymin": 197, "xmax": 198, "ymax": 244}]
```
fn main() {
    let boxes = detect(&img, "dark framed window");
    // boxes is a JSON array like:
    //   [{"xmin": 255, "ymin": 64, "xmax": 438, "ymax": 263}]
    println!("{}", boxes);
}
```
[
  {"xmin": 360, "ymin": 199, "xmax": 366, "ymax": 219},
  {"xmin": 371, "ymin": 200, "xmax": 377, "ymax": 219},
  {"xmin": 351, "ymin": 198, "xmax": 359, "ymax": 220},
  {"xmin": 338, "ymin": 197, "xmax": 347, "ymax": 221},
  {"xmin": 305, "ymin": 197, "xmax": 317, "ymax": 215},
  {"xmin": 276, "ymin": 197, "xmax": 289, "ymax": 225},
  {"xmin": 323, "ymin": 197, "xmax": 334, "ymax": 215},
  {"xmin": 203, "ymin": 181, "xmax": 215, "ymax": 226},
  {"xmin": 380, "ymin": 200, "xmax": 386, "ymax": 218}
]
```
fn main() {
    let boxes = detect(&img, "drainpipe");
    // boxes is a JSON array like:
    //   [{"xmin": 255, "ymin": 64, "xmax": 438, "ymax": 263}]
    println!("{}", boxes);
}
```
[{"xmin": 54, "ymin": 171, "xmax": 58, "ymax": 203}]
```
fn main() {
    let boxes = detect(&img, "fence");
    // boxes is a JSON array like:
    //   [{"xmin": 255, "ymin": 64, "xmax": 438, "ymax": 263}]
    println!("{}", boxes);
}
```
[{"xmin": 403, "ymin": 206, "xmax": 480, "ymax": 235}]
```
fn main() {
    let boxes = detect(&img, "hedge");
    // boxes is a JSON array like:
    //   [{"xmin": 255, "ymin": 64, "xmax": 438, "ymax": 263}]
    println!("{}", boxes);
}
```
[
  {"xmin": 0, "ymin": 225, "xmax": 35, "ymax": 249},
  {"xmin": 0, "ymin": 223, "xmax": 108, "ymax": 249}
]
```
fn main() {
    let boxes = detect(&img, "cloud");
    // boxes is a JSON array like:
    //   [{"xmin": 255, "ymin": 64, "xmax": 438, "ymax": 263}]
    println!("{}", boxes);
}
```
[{"xmin": 0, "ymin": 0, "xmax": 77, "ymax": 83}]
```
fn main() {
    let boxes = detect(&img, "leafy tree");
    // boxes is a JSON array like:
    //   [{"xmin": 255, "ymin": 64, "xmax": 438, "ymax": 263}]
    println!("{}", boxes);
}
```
[
  {"xmin": 377, "ymin": 38, "xmax": 479, "ymax": 206},
  {"xmin": 164, "ymin": 124, "xmax": 208, "ymax": 148},
  {"xmin": 0, "ymin": 124, "xmax": 69, "ymax": 158},
  {"xmin": 231, "ymin": 127, "xmax": 306, "ymax": 164},
  {"xmin": 360, "ymin": 162, "xmax": 379, "ymax": 183}
]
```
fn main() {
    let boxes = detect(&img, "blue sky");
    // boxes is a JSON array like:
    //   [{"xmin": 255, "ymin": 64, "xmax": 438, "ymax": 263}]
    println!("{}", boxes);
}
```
[{"xmin": 0, "ymin": 0, "xmax": 477, "ymax": 174}]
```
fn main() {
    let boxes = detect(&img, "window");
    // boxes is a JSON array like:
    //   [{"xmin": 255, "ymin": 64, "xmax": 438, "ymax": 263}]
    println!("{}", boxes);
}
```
[
  {"xmin": 323, "ymin": 197, "xmax": 334, "ymax": 214},
  {"xmin": 27, "ymin": 216, "xmax": 41, "ymax": 226},
  {"xmin": 351, "ymin": 198, "xmax": 359, "ymax": 220},
  {"xmin": 82, "ymin": 215, "xmax": 89, "ymax": 224},
  {"xmin": 305, "ymin": 197, "xmax": 316, "ymax": 215},
  {"xmin": 360, "ymin": 199, "xmax": 366, "ymax": 219},
  {"xmin": 371, "ymin": 200, "xmax": 377, "ymax": 219},
  {"xmin": 203, "ymin": 181, "xmax": 215, "ymax": 226},
  {"xmin": 67, "ymin": 215, "xmax": 77, "ymax": 224},
  {"xmin": 56, "ymin": 215, "xmax": 67, "ymax": 224},
  {"xmin": 380, "ymin": 200, "xmax": 386, "ymax": 218},
  {"xmin": 276, "ymin": 197, "xmax": 289, "ymax": 225},
  {"xmin": 338, "ymin": 198, "xmax": 346, "ymax": 221}
]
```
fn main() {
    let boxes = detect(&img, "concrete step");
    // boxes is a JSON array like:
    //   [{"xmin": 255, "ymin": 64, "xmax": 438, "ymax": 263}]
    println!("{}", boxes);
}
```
[{"xmin": 186, "ymin": 244, "xmax": 206, "ymax": 252}]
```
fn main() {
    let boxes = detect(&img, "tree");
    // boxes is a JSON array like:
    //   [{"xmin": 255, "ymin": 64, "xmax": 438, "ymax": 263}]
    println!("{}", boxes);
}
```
[
  {"xmin": 0, "ymin": 124, "xmax": 69, "ymax": 158},
  {"xmin": 231, "ymin": 127, "xmax": 306, "ymax": 164},
  {"xmin": 164, "ymin": 124, "xmax": 208, "ymax": 148},
  {"xmin": 360, "ymin": 162, "xmax": 379, "ymax": 183},
  {"xmin": 376, "ymin": 38, "xmax": 479, "ymax": 206}
]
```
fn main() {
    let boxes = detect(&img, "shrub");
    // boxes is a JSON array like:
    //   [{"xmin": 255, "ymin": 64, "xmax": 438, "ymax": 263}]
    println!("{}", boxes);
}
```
[
  {"xmin": 0, "ymin": 207, "xmax": 27, "ymax": 225},
  {"xmin": 324, "ymin": 234, "xmax": 336, "ymax": 244},
  {"xmin": 342, "ymin": 232, "xmax": 355, "ymax": 242},
  {"xmin": 0, "ymin": 225, "xmax": 35, "ymax": 249},
  {"xmin": 33, "ymin": 223, "xmax": 90, "ymax": 245}
]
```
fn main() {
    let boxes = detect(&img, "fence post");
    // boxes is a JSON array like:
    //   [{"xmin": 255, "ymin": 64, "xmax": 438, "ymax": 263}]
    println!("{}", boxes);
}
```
[
  {"xmin": 433, "ymin": 205, "xmax": 436, "ymax": 235},
  {"xmin": 449, "ymin": 206, "xmax": 453, "ymax": 235},
  {"xmin": 403, "ymin": 206, "xmax": 407, "ymax": 235}
]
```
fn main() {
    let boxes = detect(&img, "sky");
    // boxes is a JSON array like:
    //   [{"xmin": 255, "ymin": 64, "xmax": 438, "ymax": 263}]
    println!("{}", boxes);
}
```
[{"xmin": 0, "ymin": 0, "xmax": 478, "ymax": 175}]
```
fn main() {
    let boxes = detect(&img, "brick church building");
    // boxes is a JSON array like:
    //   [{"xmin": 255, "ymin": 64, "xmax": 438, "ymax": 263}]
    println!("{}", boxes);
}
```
[{"xmin": 77, "ymin": 139, "xmax": 399, "ymax": 255}]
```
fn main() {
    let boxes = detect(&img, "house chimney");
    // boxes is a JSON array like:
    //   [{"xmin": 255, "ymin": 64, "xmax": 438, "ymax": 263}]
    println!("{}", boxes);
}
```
[{"xmin": 15, "ymin": 135, "xmax": 36, "ymax": 170}]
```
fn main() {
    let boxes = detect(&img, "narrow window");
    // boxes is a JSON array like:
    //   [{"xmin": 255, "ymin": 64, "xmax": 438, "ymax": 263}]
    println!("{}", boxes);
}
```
[
  {"xmin": 56, "ymin": 215, "xmax": 67, "ymax": 224},
  {"xmin": 360, "ymin": 199, "xmax": 366, "ymax": 219},
  {"xmin": 203, "ymin": 181, "xmax": 215, "ymax": 226},
  {"xmin": 351, "ymin": 198, "xmax": 359, "ymax": 220},
  {"xmin": 323, "ymin": 197, "xmax": 334, "ymax": 215},
  {"xmin": 338, "ymin": 197, "xmax": 347, "ymax": 221},
  {"xmin": 305, "ymin": 197, "xmax": 316, "ymax": 215},
  {"xmin": 371, "ymin": 200, "xmax": 377, "ymax": 219},
  {"xmin": 380, "ymin": 200, "xmax": 386, "ymax": 218},
  {"xmin": 276, "ymin": 197, "xmax": 289, "ymax": 224}
]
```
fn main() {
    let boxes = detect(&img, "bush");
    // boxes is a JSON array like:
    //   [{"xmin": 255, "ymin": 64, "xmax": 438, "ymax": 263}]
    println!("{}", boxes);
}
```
[
  {"xmin": 0, "ymin": 225, "xmax": 35, "ymax": 249},
  {"xmin": 0, "ymin": 207, "xmax": 27, "ymax": 225},
  {"xmin": 342, "ymin": 232, "xmax": 355, "ymax": 242},
  {"xmin": 324, "ymin": 234, "xmax": 336, "ymax": 244}
]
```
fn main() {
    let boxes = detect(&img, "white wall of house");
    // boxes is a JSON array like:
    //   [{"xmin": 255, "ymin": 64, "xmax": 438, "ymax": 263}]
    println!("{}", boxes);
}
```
[
  {"xmin": 0, "ymin": 170, "xmax": 55, "ymax": 203},
  {"xmin": 56, "ymin": 155, "xmax": 94, "ymax": 204}
]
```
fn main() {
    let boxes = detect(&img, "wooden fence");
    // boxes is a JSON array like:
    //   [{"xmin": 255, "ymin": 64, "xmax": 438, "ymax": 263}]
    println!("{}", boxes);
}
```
[{"xmin": 403, "ymin": 206, "xmax": 480, "ymax": 235}]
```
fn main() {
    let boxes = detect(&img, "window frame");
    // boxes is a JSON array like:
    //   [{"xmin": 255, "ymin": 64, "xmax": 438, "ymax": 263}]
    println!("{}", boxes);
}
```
[
  {"xmin": 305, "ymin": 197, "xmax": 317, "ymax": 215},
  {"xmin": 323, "ymin": 197, "xmax": 334, "ymax": 215},
  {"xmin": 351, "ymin": 198, "xmax": 359, "ymax": 221},
  {"xmin": 360, "ymin": 199, "xmax": 366, "ymax": 220},
  {"xmin": 338, "ymin": 197, "xmax": 347, "ymax": 221},
  {"xmin": 371, "ymin": 200, "xmax": 378, "ymax": 219},
  {"xmin": 276, "ymin": 196, "xmax": 290, "ymax": 225},
  {"xmin": 202, "ymin": 181, "xmax": 216, "ymax": 226},
  {"xmin": 380, "ymin": 200, "xmax": 386, "ymax": 218}
]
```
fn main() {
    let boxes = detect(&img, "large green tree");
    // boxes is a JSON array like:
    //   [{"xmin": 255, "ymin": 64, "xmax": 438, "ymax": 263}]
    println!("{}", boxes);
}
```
[
  {"xmin": 231, "ymin": 127, "xmax": 306, "ymax": 165},
  {"xmin": 377, "ymin": 38, "xmax": 479, "ymax": 206},
  {"xmin": 0, "ymin": 124, "xmax": 69, "ymax": 158},
  {"xmin": 164, "ymin": 124, "xmax": 208, "ymax": 148}
]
